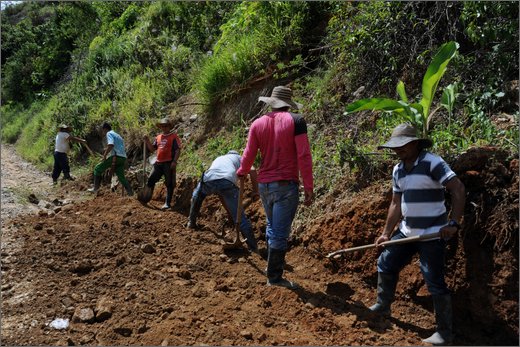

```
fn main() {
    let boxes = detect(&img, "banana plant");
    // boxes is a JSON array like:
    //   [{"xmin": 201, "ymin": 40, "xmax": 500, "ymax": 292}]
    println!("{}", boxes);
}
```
[
  {"xmin": 345, "ymin": 41, "xmax": 459, "ymax": 137},
  {"xmin": 440, "ymin": 82, "xmax": 459, "ymax": 127}
]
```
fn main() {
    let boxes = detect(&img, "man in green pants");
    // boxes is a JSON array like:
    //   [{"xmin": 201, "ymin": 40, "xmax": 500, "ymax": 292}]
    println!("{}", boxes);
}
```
[{"xmin": 88, "ymin": 122, "xmax": 133, "ymax": 196}]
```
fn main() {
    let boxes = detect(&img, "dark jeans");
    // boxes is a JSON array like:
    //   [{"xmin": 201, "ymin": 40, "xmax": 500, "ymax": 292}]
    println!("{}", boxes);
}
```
[
  {"xmin": 377, "ymin": 230, "xmax": 450, "ymax": 296},
  {"xmin": 52, "ymin": 151, "xmax": 71, "ymax": 181},
  {"xmin": 147, "ymin": 161, "xmax": 176, "ymax": 205}
]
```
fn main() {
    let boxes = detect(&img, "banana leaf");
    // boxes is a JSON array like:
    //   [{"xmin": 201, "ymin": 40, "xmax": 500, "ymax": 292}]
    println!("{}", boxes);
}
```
[
  {"xmin": 419, "ymin": 41, "xmax": 459, "ymax": 120},
  {"xmin": 396, "ymin": 81, "xmax": 408, "ymax": 103},
  {"xmin": 345, "ymin": 98, "xmax": 409, "ymax": 114}
]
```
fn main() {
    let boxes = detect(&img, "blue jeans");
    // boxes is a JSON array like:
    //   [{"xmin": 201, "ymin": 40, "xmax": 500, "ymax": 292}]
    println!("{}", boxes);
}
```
[
  {"xmin": 259, "ymin": 181, "xmax": 299, "ymax": 251},
  {"xmin": 377, "ymin": 230, "xmax": 450, "ymax": 296},
  {"xmin": 192, "ymin": 178, "xmax": 256, "ymax": 250}
]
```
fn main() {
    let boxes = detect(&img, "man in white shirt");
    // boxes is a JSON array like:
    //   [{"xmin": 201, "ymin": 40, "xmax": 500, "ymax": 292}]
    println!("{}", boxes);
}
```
[
  {"xmin": 52, "ymin": 124, "xmax": 86, "ymax": 185},
  {"xmin": 188, "ymin": 150, "xmax": 259, "ymax": 252}
]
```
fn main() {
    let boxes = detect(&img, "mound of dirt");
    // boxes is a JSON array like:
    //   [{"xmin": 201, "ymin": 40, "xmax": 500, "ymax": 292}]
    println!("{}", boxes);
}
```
[{"xmin": 1, "ymin": 146, "xmax": 518, "ymax": 346}]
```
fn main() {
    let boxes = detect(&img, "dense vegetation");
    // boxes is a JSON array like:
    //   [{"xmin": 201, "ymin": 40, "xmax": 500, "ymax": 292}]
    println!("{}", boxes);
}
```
[{"xmin": 1, "ymin": 1, "xmax": 518, "ymax": 192}]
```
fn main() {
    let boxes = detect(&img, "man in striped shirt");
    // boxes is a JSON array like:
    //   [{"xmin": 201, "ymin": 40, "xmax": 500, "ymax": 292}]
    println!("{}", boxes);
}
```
[{"xmin": 370, "ymin": 123, "xmax": 465, "ymax": 345}]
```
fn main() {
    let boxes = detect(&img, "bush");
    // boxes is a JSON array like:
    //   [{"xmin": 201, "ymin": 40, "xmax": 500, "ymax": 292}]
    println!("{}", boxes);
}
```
[{"xmin": 195, "ymin": 1, "xmax": 312, "ymax": 107}]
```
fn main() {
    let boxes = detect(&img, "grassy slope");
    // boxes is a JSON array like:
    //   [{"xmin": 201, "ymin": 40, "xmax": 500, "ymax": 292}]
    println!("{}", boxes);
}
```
[{"xmin": 1, "ymin": 2, "xmax": 518, "ymax": 184}]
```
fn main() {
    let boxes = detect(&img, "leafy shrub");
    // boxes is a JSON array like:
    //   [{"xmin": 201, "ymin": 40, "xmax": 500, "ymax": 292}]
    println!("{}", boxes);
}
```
[
  {"xmin": 1, "ymin": 2, "xmax": 100, "ymax": 103},
  {"xmin": 195, "ymin": 1, "xmax": 311, "ymax": 106},
  {"xmin": 345, "ymin": 42, "xmax": 459, "ymax": 137}
]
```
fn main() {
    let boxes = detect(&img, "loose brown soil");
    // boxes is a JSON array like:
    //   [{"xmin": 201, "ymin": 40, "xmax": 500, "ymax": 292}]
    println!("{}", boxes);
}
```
[{"xmin": 1, "ymin": 145, "xmax": 518, "ymax": 346}]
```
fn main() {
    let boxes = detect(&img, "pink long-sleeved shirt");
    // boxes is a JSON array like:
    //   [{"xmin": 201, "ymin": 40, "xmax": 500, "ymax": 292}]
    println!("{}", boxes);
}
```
[{"xmin": 237, "ymin": 111, "xmax": 313, "ymax": 191}]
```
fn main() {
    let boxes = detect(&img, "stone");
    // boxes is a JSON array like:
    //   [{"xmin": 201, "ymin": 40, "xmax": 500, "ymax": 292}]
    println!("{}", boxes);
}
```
[
  {"xmin": 177, "ymin": 270, "xmax": 191, "ymax": 280},
  {"xmin": 70, "ymin": 260, "xmax": 93, "ymax": 275},
  {"xmin": 28, "ymin": 194, "xmax": 39, "ymax": 204},
  {"xmin": 141, "ymin": 243, "xmax": 156, "ymax": 254},
  {"xmin": 38, "ymin": 200, "xmax": 52, "ymax": 209},
  {"xmin": 52, "ymin": 198, "xmax": 62, "ymax": 206},
  {"xmin": 113, "ymin": 327, "xmax": 132, "ymax": 337},
  {"xmin": 240, "ymin": 330, "xmax": 253, "ymax": 340},
  {"xmin": 137, "ymin": 325, "xmax": 149, "ymax": 334},
  {"xmin": 72, "ymin": 307, "xmax": 95, "ymax": 323},
  {"xmin": 95, "ymin": 296, "xmax": 114, "ymax": 322}
]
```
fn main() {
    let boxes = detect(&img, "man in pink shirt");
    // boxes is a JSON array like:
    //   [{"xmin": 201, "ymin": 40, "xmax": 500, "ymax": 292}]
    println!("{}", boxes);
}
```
[{"xmin": 237, "ymin": 86, "xmax": 314, "ymax": 289}]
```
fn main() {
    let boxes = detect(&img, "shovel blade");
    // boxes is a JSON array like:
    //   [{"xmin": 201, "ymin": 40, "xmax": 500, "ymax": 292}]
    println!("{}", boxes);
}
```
[{"xmin": 137, "ymin": 186, "xmax": 152, "ymax": 204}]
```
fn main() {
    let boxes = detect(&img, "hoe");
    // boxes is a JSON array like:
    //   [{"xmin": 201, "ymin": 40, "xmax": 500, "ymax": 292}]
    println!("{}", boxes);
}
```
[
  {"xmin": 326, "ymin": 232, "xmax": 441, "ymax": 259},
  {"xmin": 137, "ymin": 141, "xmax": 152, "ymax": 203},
  {"xmin": 222, "ymin": 177, "xmax": 247, "ymax": 250}
]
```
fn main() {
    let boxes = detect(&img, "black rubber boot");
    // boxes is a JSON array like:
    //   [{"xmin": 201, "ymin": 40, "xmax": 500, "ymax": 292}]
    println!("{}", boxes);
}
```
[
  {"xmin": 122, "ymin": 181, "xmax": 134, "ymax": 196},
  {"xmin": 266, "ymin": 248, "xmax": 298, "ymax": 289},
  {"xmin": 187, "ymin": 195, "xmax": 204, "ymax": 229},
  {"xmin": 369, "ymin": 272, "xmax": 398, "ymax": 316},
  {"xmin": 243, "ymin": 230, "xmax": 258, "ymax": 253},
  {"xmin": 422, "ymin": 294, "xmax": 453, "ymax": 345},
  {"xmin": 88, "ymin": 175, "xmax": 102, "ymax": 193}
]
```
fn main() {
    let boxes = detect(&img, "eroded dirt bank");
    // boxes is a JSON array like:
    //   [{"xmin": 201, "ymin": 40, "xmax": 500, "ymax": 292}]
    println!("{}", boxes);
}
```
[{"xmin": 1, "ymin": 145, "xmax": 518, "ymax": 346}]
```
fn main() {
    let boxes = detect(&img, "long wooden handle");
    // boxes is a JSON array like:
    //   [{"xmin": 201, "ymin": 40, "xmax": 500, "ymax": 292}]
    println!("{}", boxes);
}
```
[
  {"xmin": 236, "ymin": 178, "xmax": 244, "ymax": 228},
  {"xmin": 326, "ymin": 232, "xmax": 441, "ymax": 258},
  {"xmin": 142, "ymin": 141, "xmax": 147, "ymax": 185},
  {"xmin": 83, "ymin": 143, "xmax": 95, "ymax": 156}
]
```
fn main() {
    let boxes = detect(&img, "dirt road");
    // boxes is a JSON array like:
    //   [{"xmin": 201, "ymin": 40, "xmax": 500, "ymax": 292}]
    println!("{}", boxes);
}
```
[
  {"xmin": 1, "ymin": 144, "xmax": 88, "ymax": 342},
  {"xmin": 1, "ymin": 145, "xmax": 518, "ymax": 346},
  {"xmin": 1, "ymin": 144, "xmax": 53, "ymax": 220}
]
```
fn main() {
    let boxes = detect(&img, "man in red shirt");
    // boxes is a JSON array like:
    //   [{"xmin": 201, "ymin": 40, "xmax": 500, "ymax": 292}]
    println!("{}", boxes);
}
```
[
  {"xmin": 143, "ymin": 118, "xmax": 182, "ymax": 210},
  {"xmin": 237, "ymin": 86, "xmax": 314, "ymax": 289}
]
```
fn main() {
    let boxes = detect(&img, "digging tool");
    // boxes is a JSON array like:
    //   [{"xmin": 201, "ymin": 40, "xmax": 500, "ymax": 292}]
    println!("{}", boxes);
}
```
[
  {"xmin": 326, "ymin": 232, "xmax": 441, "ymax": 259},
  {"xmin": 82, "ymin": 143, "xmax": 99, "ymax": 157},
  {"xmin": 222, "ymin": 177, "xmax": 246, "ymax": 250},
  {"xmin": 219, "ymin": 195, "xmax": 235, "ymax": 237},
  {"xmin": 142, "ymin": 140, "xmax": 147, "ymax": 186},
  {"xmin": 137, "ymin": 141, "xmax": 153, "ymax": 204}
]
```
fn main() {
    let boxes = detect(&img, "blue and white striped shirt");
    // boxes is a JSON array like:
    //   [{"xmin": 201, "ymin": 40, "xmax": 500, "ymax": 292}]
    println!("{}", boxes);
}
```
[{"xmin": 392, "ymin": 151, "xmax": 456, "ymax": 237}]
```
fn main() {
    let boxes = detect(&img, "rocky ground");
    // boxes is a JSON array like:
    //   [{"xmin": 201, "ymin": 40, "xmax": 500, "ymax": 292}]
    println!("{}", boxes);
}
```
[{"xmin": 1, "ymin": 144, "xmax": 518, "ymax": 346}]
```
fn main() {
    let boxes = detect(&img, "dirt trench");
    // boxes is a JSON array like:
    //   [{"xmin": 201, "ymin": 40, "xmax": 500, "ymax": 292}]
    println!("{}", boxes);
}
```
[{"xmin": 1, "ymin": 145, "xmax": 518, "ymax": 346}]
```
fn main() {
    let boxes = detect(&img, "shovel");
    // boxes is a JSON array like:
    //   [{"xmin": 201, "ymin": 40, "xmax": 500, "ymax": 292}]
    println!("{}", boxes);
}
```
[
  {"xmin": 222, "ymin": 177, "xmax": 246, "ymax": 250},
  {"xmin": 137, "ymin": 141, "xmax": 153, "ymax": 204},
  {"xmin": 82, "ymin": 143, "xmax": 100, "ymax": 157},
  {"xmin": 326, "ymin": 232, "xmax": 441, "ymax": 259},
  {"xmin": 142, "ymin": 140, "xmax": 147, "ymax": 186}
]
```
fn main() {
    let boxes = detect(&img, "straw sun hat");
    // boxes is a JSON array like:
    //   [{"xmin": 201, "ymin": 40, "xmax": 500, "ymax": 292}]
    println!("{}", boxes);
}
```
[
  {"xmin": 156, "ymin": 118, "xmax": 172, "ymax": 128},
  {"xmin": 258, "ymin": 86, "xmax": 302, "ymax": 110}
]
